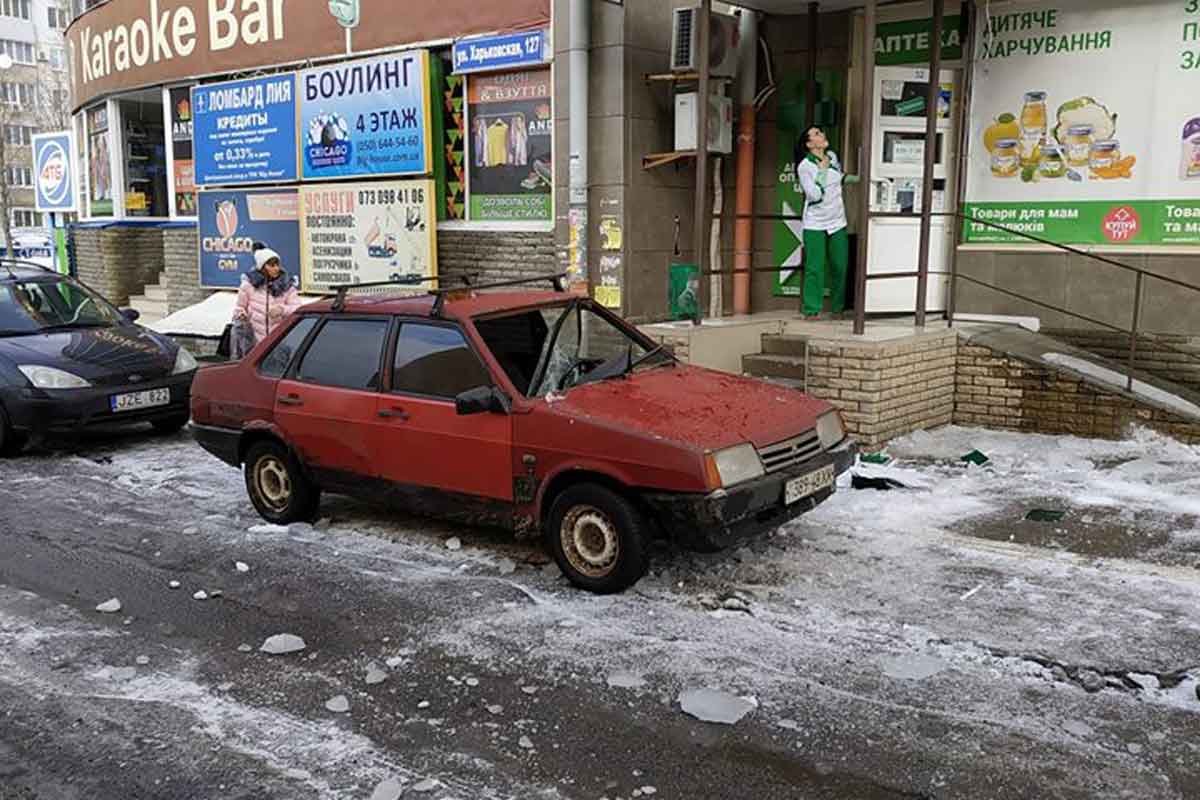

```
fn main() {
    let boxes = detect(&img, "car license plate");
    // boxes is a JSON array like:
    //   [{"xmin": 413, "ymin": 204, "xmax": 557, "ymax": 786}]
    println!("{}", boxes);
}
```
[
  {"xmin": 110, "ymin": 388, "xmax": 171, "ymax": 413},
  {"xmin": 785, "ymin": 465, "xmax": 835, "ymax": 505}
]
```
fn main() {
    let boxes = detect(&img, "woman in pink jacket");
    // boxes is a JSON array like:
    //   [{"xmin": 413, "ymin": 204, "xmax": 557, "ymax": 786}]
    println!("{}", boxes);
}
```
[{"xmin": 231, "ymin": 245, "xmax": 302, "ymax": 357}]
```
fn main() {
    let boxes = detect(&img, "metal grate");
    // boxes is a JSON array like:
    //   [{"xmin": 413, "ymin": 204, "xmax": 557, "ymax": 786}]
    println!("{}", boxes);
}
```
[
  {"xmin": 758, "ymin": 430, "xmax": 822, "ymax": 474},
  {"xmin": 672, "ymin": 8, "xmax": 694, "ymax": 71}
]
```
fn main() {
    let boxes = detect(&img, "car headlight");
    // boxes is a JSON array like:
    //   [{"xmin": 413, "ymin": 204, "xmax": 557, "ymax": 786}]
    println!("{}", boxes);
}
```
[
  {"xmin": 816, "ymin": 410, "xmax": 846, "ymax": 449},
  {"xmin": 18, "ymin": 365, "xmax": 91, "ymax": 389},
  {"xmin": 705, "ymin": 443, "xmax": 765, "ymax": 489},
  {"xmin": 173, "ymin": 347, "xmax": 199, "ymax": 375}
]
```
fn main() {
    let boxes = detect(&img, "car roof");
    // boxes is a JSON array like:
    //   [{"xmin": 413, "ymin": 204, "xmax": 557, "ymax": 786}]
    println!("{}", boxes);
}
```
[
  {"xmin": 300, "ymin": 289, "xmax": 573, "ymax": 321},
  {"xmin": 0, "ymin": 262, "xmax": 62, "ymax": 281}
]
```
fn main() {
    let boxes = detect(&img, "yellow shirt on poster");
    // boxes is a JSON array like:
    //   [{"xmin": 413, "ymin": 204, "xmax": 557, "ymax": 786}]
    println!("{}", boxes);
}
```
[{"xmin": 485, "ymin": 120, "xmax": 510, "ymax": 167}]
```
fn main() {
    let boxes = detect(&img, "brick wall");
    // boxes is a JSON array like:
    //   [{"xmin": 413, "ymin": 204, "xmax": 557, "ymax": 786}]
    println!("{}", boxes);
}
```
[
  {"xmin": 437, "ymin": 230, "xmax": 555, "ymax": 286},
  {"xmin": 1045, "ymin": 328, "xmax": 1200, "ymax": 395},
  {"xmin": 805, "ymin": 331, "xmax": 958, "ymax": 449},
  {"xmin": 71, "ymin": 226, "xmax": 163, "ymax": 306},
  {"xmin": 163, "ymin": 226, "xmax": 210, "ymax": 314},
  {"xmin": 954, "ymin": 344, "xmax": 1200, "ymax": 444}
]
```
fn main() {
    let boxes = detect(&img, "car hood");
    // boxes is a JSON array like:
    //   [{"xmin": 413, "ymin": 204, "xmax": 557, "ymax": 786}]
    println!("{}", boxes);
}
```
[
  {"xmin": 0, "ymin": 324, "xmax": 177, "ymax": 384},
  {"xmin": 542, "ymin": 364, "xmax": 834, "ymax": 452}
]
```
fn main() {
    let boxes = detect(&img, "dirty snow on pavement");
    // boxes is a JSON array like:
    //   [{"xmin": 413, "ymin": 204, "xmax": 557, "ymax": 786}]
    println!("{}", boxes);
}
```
[{"xmin": 1, "ymin": 425, "xmax": 1198, "ymax": 798}]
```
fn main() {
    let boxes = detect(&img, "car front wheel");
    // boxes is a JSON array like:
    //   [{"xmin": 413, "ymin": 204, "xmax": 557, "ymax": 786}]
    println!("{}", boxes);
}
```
[
  {"xmin": 546, "ymin": 483, "xmax": 649, "ymax": 594},
  {"xmin": 243, "ymin": 440, "xmax": 321, "ymax": 525}
]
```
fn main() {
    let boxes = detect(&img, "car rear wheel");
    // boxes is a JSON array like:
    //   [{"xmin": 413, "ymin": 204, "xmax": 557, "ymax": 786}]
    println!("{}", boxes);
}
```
[
  {"xmin": 546, "ymin": 483, "xmax": 649, "ymax": 594},
  {"xmin": 151, "ymin": 414, "xmax": 190, "ymax": 435},
  {"xmin": 0, "ymin": 405, "xmax": 25, "ymax": 457},
  {"xmin": 244, "ymin": 440, "xmax": 320, "ymax": 525}
]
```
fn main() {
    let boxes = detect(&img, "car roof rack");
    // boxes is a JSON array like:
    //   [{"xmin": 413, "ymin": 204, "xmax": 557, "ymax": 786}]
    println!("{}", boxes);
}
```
[
  {"xmin": 329, "ymin": 275, "xmax": 471, "ymax": 313},
  {"xmin": 429, "ymin": 273, "xmax": 567, "ymax": 317}
]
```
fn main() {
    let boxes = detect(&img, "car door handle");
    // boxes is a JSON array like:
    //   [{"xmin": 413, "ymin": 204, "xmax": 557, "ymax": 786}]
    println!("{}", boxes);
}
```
[
  {"xmin": 377, "ymin": 407, "xmax": 410, "ymax": 420},
  {"xmin": 278, "ymin": 394, "xmax": 304, "ymax": 407}
]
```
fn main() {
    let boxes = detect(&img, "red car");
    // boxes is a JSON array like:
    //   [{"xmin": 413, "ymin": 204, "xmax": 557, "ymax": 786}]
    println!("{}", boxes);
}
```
[{"xmin": 190, "ymin": 276, "xmax": 856, "ymax": 593}]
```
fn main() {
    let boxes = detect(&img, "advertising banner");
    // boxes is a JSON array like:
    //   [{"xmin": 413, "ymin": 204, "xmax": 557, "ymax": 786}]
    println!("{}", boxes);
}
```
[
  {"xmin": 964, "ymin": 0, "xmax": 1200, "ymax": 246},
  {"xmin": 87, "ymin": 105, "xmax": 113, "ymax": 217},
  {"xmin": 298, "ymin": 51, "xmax": 433, "ymax": 181},
  {"xmin": 170, "ymin": 86, "xmax": 197, "ymax": 216},
  {"xmin": 299, "ymin": 179, "xmax": 437, "ymax": 294},
  {"xmin": 192, "ymin": 75, "xmax": 298, "ymax": 186},
  {"xmin": 467, "ymin": 68, "xmax": 552, "ymax": 222},
  {"xmin": 198, "ymin": 188, "xmax": 301, "ymax": 290},
  {"xmin": 32, "ymin": 131, "xmax": 78, "ymax": 213},
  {"xmin": 453, "ymin": 29, "xmax": 551, "ymax": 74}
]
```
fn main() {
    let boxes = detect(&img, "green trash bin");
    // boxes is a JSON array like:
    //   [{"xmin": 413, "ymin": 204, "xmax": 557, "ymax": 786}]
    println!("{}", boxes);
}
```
[{"xmin": 669, "ymin": 263, "xmax": 699, "ymax": 321}]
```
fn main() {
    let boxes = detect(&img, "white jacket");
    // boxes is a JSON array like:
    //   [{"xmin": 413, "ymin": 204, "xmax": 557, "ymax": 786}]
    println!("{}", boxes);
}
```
[{"xmin": 797, "ymin": 151, "xmax": 848, "ymax": 233}]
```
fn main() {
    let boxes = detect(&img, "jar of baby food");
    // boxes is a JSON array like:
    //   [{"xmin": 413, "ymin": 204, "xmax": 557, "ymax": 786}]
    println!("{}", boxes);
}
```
[
  {"xmin": 1019, "ymin": 91, "xmax": 1048, "ymax": 163},
  {"xmin": 1038, "ymin": 144, "xmax": 1067, "ymax": 178},
  {"xmin": 1064, "ymin": 125, "xmax": 1094, "ymax": 167},
  {"xmin": 1182, "ymin": 118, "xmax": 1200, "ymax": 180},
  {"xmin": 1089, "ymin": 140, "xmax": 1121, "ymax": 175},
  {"xmin": 991, "ymin": 139, "xmax": 1020, "ymax": 177}
]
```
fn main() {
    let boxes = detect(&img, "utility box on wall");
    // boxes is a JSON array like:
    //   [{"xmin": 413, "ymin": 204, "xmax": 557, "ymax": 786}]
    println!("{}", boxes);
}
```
[{"xmin": 675, "ymin": 92, "xmax": 734, "ymax": 154}]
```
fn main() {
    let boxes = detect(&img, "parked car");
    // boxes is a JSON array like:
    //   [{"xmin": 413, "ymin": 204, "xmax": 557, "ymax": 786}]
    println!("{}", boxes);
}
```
[
  {"xmin": 0, "ymin": 261, "xmax": 198, "ymax": 455},
  {"xmin": 190, "ymin": 276, "xmax": 856, "ymax": 593}
]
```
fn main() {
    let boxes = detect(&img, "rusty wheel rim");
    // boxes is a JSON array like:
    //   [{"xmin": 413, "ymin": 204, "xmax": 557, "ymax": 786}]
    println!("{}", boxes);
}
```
[
  {"xmin": 561, "ymin": 505, "xmax": 619, "ymax": 578},
  {"xmin": 254, "ymin": 455, "xmax": 292, "ymax": 513}
]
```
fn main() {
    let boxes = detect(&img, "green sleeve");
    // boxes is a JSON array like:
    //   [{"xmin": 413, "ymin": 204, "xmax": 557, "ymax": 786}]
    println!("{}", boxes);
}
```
[{"xmin": 843, "ymin": 175, "xmax": 861, "ymax": 185}]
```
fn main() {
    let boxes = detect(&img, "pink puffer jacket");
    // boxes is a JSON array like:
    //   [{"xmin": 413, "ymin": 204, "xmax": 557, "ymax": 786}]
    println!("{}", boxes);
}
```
[{"xmin": 232, "ymin": 275, "xmax": 303, "ymax": 343}]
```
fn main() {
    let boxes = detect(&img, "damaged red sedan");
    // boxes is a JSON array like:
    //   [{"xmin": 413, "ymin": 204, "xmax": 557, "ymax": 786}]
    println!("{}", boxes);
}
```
[{"xmin": 190, "ymin": 276, "xmax": 856, "ymax": 593}]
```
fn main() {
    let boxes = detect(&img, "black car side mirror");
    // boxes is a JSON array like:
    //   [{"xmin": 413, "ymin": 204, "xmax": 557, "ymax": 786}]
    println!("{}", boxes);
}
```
[
  {"xmin": 455, "ymin": 386, "xmax": 511, "ymax": 416},
  {"xmin": 120, "ymin": 308, "xmax": 141, "ymax": 323}
]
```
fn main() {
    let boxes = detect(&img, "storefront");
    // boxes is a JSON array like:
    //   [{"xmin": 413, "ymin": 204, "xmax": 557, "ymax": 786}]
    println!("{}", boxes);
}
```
[{"xmin": 63, "ymin": 0, "xmax": 554, "ymax": 320}]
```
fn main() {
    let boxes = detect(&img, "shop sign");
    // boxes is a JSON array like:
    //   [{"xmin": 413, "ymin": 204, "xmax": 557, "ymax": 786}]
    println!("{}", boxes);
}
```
[
  {"xmin": 198, "ymin": 188, "xmax": 302, "ymax": 290},
  {"xmin": 86, "ymin": 105, "xmax": 113, "ymax": 217},
  {"xmin": 964, "ymin": 0, "xmax": 1200, "ymax": 246},
  {"xmin": 32, "ymin": 131, "xmax": 78, "ymax": 213},
  {"xmin": 192, "ymin": 74, "xmax": 298, "ymax": 186},
  {"xmin": 875, "ymin": 16, "xmax": 963, "ymax": 66},
  {"xmin": 298, "ymin": 51, "xmax": 432, "ymax": 181},
  {"xmin": 299, "ymin": 179, "xmax": 437, "ymax": 293},
  {"xmin": 466, "ymin": 68, "xmax": 552, "ymax": 222},
  {"xmin": 453, "ymin": 29, "xmax": 550, "ymax": 74}
]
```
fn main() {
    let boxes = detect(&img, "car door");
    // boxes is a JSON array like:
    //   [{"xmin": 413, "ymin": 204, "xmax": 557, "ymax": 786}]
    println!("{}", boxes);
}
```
[
  {"xmin": 371, "ymin": 320, "xmax": 514, "ymax": 502},
  {"xmin": 275, "ymin": 316, "xmax": 393, "ymax": 483}
]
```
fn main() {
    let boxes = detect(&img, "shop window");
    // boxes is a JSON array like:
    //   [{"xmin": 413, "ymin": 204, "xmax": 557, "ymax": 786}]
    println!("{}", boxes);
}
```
[
  {"xmin": 1, "ymin": 0, "xmax": 30, "ymax": 20},
  {"xmin": 168, "ymin": 86, "xmax": 196, "ymax": 217},
  {"xmin": 465, "ymin": 68, "xmax": 552, "ymax": 223},
  {"xmin": 119, "ymin": 93, "xmax": 169, "ymax": 218},
  {"xmin": 86, "ymin": 104, "xmax": 113, "ymax": 217}
]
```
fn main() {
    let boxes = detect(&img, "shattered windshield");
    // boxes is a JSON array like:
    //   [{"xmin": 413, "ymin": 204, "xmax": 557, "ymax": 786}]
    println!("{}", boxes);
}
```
[{"xmin": 0, "ymin": 278, "xmax": 122, "ymax": 336}]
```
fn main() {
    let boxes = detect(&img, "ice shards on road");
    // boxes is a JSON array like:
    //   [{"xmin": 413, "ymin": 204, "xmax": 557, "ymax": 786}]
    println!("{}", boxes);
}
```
[
  {"xmin": 606, "ymin": 671, "xmax": 647, "ymax": 689},
  {"xmin": 235, "ymin": 561, "xmax": 251, "ymax": 573},
  {"xmin": 325, "ymin": 694, "xmax": 350, "ymax": 713},
  {"xmin": 411, "ymin": 778, "xmax": 440, "ymax": 792},
  {"xmin": 881, "ymin": 654, "xmax": 948, "ymax": 681},
  {"xmin": 95, "ymin": 598, "xmax": 122, "ymax": 614},
  {"xmin": 365, "ymin": 663, "xmax": 388, "ymax": 685},
  {"xmin": 259, "ymin": 633, "xmax": 307, "ymax": 655},
  {"xmin": 369, "ymin": 778, "xmax": 404, "ymax": 800},
  {"xmin": 445, "ymin": 537, "xmax": 462, "ymax": 551},
  {"xmin": 678, "ymin": 689, "xmax": 758, "ymax": 724}
]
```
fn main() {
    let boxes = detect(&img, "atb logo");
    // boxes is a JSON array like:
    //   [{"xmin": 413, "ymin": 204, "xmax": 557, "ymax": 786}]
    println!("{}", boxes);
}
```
[
  {"xmin": 1102, "ymin": 206, "xmax": 1141, "ymax": 243},
  {"xmin": 328, "ymin": 0, "xmax": 360, "ymax": 29},
  {"xmin": 37, "ymin": 141, "xmax": 70, "ymax": 206}
]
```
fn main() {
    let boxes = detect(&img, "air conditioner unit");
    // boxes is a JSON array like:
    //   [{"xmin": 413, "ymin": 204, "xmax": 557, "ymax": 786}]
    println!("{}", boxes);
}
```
[
  {"xmin": 675, "ymin": 91, "xmax": 734, "ymax": 155},
  {"xmin": 671, "ymin": 6, "xmax": 739, "ymax": 78}
]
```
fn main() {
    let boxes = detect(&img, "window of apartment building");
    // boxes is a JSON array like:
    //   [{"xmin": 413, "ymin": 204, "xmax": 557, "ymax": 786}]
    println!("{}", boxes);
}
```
[
  {"xmin": 4, "ymin": 125, "xmax": 33, "ymax": 145},
  {"xmin": 1, "ymin": 82, "xmax": 33, "ymax": 106},
  {"xmin": 47, "ymin": 47, "xmax": 65, "ymax": 70},
  {"xmin": 11, "ymin": 209, "xmax": 42, "ymax": 228},
  {"xmin": 47, "ymin": 5, "xmax": 69, "ymax": 28},
  {"xmin": 1, "ymin": 0, "xmax": 31, "ymax": 20},
  {"xmin": 6, "ymin": 166, "xmax": 32, "ymax": 186},
  {"xmin": 0, "ymin": 40, "xmax": 35, "ymax": 65}
]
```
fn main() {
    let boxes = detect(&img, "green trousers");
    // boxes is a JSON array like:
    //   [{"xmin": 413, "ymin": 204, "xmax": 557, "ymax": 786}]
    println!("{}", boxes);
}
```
[{"xmin": 801, "ymin": 227, "xmax": 849, "ymax": 316}]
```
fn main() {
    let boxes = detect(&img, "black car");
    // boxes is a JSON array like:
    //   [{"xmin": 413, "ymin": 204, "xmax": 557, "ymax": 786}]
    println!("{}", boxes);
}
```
[{"xmin": 0, "ymin": 261, "xmax": 198, "ymax": 455}]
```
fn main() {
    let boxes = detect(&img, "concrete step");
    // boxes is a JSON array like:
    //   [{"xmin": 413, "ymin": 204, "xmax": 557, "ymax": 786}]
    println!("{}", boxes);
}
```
[
  {"xmin": 760, "ymin": 375, "xmax": 807, "ymax": 392},
  {"xmin": 143, "ymin": 282, "xmax": 168, "ymax": 302},
  {"xmin": 742, "ymin": 353, "xmax": 806, "ymax": 381},
  {"xmin": 761, "ymin": 334, "xmax": 809, "ymax": 357}
]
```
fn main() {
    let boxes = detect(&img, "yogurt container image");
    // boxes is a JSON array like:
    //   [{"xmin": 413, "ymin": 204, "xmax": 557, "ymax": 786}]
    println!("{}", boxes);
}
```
[{"xmin": 1182, "ymin": 117, "xmax": 1200, "ymax": 180}]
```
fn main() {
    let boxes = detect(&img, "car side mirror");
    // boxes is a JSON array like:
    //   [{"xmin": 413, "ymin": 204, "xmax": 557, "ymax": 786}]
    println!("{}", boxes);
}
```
[
  {"xmin": 455, "ymin": 386, "xmax": 511, "ymax": 416},
  {"xmin": 120, "ymin": 308, "xmax": 141, "ymax": 323}
]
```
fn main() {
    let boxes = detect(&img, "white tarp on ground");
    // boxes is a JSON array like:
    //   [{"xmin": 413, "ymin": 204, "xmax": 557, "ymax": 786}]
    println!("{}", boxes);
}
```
[{"xmin": 150, "ymin": 291, "xmax": 324, "ymax": 339}]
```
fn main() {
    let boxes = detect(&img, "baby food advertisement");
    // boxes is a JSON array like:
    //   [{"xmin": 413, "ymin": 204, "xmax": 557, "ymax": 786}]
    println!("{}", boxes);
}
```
[
  {"xmin": 964, "ymin": 0, "xmax": 1200, "ymax": 245},
  {"xmin": 299, "ymin": 179, "xmax": 437, "ymax": 294}
]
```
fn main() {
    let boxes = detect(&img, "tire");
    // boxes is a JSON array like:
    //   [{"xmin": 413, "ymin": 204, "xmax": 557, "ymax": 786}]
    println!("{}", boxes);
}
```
[
  {"xmin": 0, "ymin": 404, "xmax": 25, "ymax": 458},
  {"xmin": 545, "ymin": 483, "xmax": 650, "ymax": 594},
  {"xmin": 150, "ymin": 414, "xmax": 190, "ymax": 435},
  {"xmin": 243, "ymin": 440, "xmax": 321, "ymax": 525}
]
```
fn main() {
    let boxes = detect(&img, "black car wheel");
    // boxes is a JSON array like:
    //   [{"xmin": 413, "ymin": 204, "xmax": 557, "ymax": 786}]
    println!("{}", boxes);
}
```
[
  {"xmin": 244, "ymin": 440, "xmax": 321, "ymax": 525},
  {"xmin": 546, "ymin": 483, "xmax": 649, "ymax": 594},
  {"xmin": 150, "ymin": 414, "xmax": 190, "ymax": 435},
  {"xmin": 0, "ymin": 405, "xmax": 26, "ymax": 457}
]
